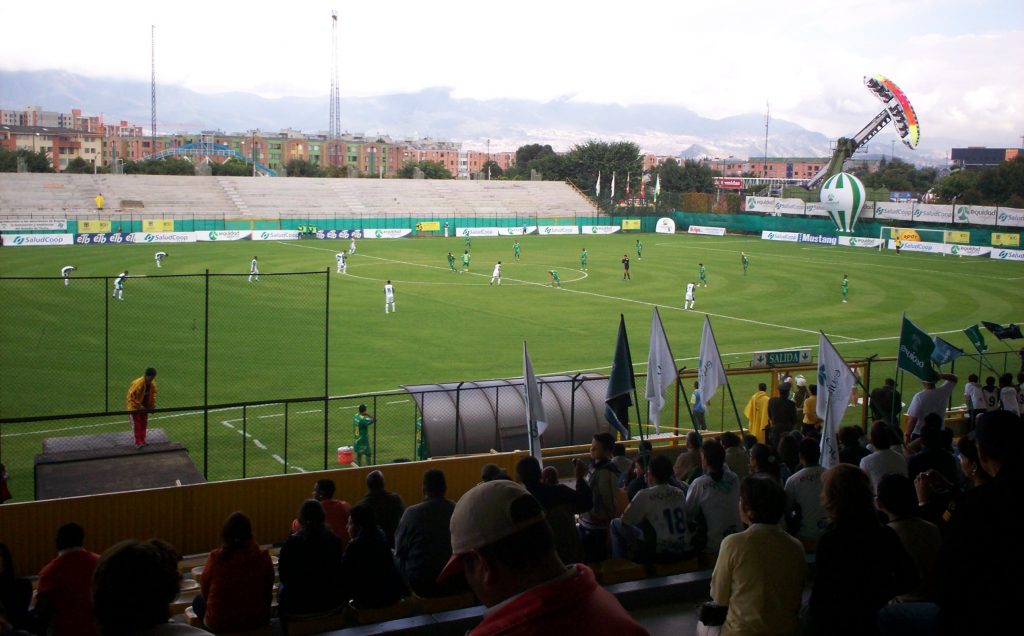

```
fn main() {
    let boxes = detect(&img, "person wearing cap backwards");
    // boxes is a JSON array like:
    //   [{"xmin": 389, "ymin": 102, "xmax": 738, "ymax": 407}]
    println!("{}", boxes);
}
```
[{"xmin": 438, "ymin": 480, "xmax": 649, "ymax": 636}]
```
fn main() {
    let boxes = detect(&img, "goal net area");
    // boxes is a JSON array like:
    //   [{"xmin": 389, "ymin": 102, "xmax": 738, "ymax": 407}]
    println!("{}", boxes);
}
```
[{"xmin": 877, "ymin": 226, "xmax": 960, "ymax": 256}]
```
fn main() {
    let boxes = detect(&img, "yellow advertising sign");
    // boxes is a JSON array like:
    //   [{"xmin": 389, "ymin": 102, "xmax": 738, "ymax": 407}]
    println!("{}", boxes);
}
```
[
  {"xmin": 896, "ymin": 229, "xmax": 920, "ymax": 241},
  {"xmin": 142, "ymin": 219, "xmax": 174, "ymax": 232},
  {"xmin": 415, "ymin": 221, "xmax": 441, "ymax": 231},
  {"xmin": 622, "ymin": 219, "xmax": 641, "ymax": 230},
  {"xmin": 944, "ymin": 231, "xmax": 970, "ymax": 244},
  {"xmin": 79, "ymin": 219, "xmax": 112, "ymax": 233},
  {"xmin": 992, "ymin": 232, "xmax": 1021, "ymax": 247}
]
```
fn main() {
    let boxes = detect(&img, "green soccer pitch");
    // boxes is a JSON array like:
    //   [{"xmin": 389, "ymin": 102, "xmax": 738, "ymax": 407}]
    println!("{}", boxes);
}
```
[{"xmin": 0, "ymin": 232, "xmax": 1020, "ymax": 500}]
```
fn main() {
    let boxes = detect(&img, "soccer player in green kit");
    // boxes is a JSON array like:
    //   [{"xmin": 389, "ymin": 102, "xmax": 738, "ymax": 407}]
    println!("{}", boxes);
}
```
[
  {"xmin": 353, "ymin": 404, "xmax": 375, "ymax": 465},
  {"xmin": 741, "ymin": 252, "xmax": 749, "ymax": 275},
  {"xmin": 636, "ymin": 239, "xmax": 643, "ymax": 260},
  {"xmin": 465, "ymin": 234, "xmax": 473, "ymax": 250},
  {"xmin": 841, "ymin": 274, "xmax": 849, "ymax": 303},
  {"xmin": 513, "ymin": 240, "xmax": 521, "ymax": 261},
  {"xmin": 698, "ymin": 263, "xmax": 708, "ymax": 287},
  {"xmin": 548, "ymin": 269, "xmax": 561, "ymax": 287},
  {"xmin": 447, "ymin": 251, "xmax": 457, "ymax": 272},
  {"xmin": 461, "ymin": 250, "xmax": 471, "ymax": 273},
  {"xmin": 580, "ymin": 247, "xmax": 588, "ymax": 271}
]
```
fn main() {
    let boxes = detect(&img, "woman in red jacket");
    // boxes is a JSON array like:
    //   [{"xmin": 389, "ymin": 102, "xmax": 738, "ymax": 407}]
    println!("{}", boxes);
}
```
[{"xmin": 194, "ymin": 511, "xmax": 275, "ymax": 633}]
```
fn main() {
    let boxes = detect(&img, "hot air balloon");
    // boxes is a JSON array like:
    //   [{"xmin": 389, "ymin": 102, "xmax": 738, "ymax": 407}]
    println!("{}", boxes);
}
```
[{"xmin": 820, "ymin": 172, "xmax": 866, "ymax": 233}]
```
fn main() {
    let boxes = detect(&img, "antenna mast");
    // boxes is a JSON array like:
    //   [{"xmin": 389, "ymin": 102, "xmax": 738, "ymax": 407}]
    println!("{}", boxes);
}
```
[
  {"xmin": 763, "ymin": 100, "xmax": 770, "ymax": 180},
  {"xmin": 151, "ymin": 25, "xmax": 157, "ymax": 155},
  {"xmin": 329, "ymin": 10, "xmax": 341, "ymax": 164}
]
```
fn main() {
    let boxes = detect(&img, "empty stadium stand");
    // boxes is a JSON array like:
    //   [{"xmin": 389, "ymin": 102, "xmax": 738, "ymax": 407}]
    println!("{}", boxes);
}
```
[{"xmin": 0, "ymin": 174, "xmax": 600, "ymax": 219}]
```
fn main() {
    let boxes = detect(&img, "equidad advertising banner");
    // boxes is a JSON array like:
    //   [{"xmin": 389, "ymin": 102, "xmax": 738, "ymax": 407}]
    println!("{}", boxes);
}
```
[
  {"xmin": 655, "ymin": 218, "xmax": 676, "ymax": 234},
  {"xmin": 838, "ymin": 237, "xmax": 885, "ymax": 248},
  {"xmin": 991, "ymin": 248, "xmax": 1024, "ymax": 261},
  {"xmin": 997, "ymin": 208, "xmax": 1024, "ymax": 228},
  {"xmin": 760, "ymin": 230, "xmax": 800, "ymax": 242},
  {"xmin": 991, "ymin": 233, "xmax": 1020, "ymax": 247},
  {"xmin": 251, "ymin": 230, "xmax": 299, "ymax": 241},
  {"xmin": 687, "ymin": 225, "xmax": 726, "ymax": 236},
  {"xmin": 78, "ymin": 220, "xmax": 111, "ymax": 233},
  {"xmin": 0, "ymin": 220, "xmax": 67, "ymax": 231},
  {"xmin": 581, "ymin": 226, "xmax": 621, "ymax": 234},
  {"xmin": 948, "ymin": 245, "xmax": 991, "ymax": 257},
  {"xmin": 622, "ymin": 219, "xmax": 641, "ymax": 230},
  {"xmin": 76, "ymin": 233, "xmax": 129, "ymax": 245},
  {"xmin": 363, "ymin": 228, "xmax": 412, "ymax": 239},
  {"xmin": 198, "ymin": 230, "xmax": 251, "ymax": 241},
  {"xmin": 746, "ymin": 196, "xmax": 776, "ymax": 213},
  {"xmin": 537, "ymin": 226, "xmax": 580, "ymax": 235},
  {"xmin": 142, "ymin": 219, "xmax": 174, "ymax": 233},
  {"xmin": 127, "ymin": 232, "xmax": 196, "ymax": 243},
  {"xmin": 913, "ymin": 204, "xmax": 952, "ymax": 224},
  {"xmin": 3, "ymin": 233, "xmax": 74, "ymax": 246},
  {"xmin": 955, "ymin": 205, "xmax": 997, "ymax": 226}
]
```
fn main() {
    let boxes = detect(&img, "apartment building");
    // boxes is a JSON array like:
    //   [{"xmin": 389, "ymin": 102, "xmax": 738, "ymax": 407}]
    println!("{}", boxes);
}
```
[{"xmin": 0, "ymin": 125, "xmax": 104, "ymax": 171}]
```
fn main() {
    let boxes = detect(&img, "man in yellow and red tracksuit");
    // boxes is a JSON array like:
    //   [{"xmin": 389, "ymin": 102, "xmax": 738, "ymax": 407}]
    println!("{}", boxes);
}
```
[{"xmin": 126, "ymin": 368, "xmax": 157, "ymax": 448}]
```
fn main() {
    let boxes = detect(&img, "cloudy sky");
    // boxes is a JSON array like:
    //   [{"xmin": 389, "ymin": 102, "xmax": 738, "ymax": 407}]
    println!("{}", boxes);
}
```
[{"xmin": 1, "ymin": 0, "xmax": 1021, "ymax": 148}]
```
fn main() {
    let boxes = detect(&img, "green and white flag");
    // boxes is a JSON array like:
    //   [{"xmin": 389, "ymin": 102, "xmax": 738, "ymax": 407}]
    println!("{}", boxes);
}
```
[
  {"xmin": 963, "ymin": 324, "xmax": 988, "ymax": 353},
  {"xmin": 897, "ymin": 316, "xmax": 938, "ymax": 382}
]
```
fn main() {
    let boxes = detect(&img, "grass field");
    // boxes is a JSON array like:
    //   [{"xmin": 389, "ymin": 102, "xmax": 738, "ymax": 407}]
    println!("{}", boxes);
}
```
[{"xmin": 1, "ymin": 232, "xmax": 1021, "ymax": 501}]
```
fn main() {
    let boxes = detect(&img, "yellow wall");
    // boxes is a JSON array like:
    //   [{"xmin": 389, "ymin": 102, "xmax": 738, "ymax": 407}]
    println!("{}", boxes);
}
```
[{"xmin": 0, "ymin": 452, "xmax": 525, "ymax": 576}]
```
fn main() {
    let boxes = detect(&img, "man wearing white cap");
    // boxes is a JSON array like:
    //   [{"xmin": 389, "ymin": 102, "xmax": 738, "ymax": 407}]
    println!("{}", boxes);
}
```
[{"xmin": 438, "ymin": 480, "xmax": 649, "ymax": 636}]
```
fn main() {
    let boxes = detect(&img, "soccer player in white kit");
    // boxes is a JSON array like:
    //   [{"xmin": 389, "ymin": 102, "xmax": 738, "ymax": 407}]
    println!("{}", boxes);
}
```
[
  {"xmin": 349, "ymin": 237, "xmax": 357, "ymax": 255},
  {"xmin": 336, "ymin": 251, "xmax": 347, "ymax": 274},
  {"xmin": 248, "ymin": 256, "xmax": 259, "ymax": 282},
  {"xmin": 61, "ymin": 265, "xmax": 76, "ymax": 286},
  {"xmin": 113, "ymin": 271, "xmax": 127, "ymax": 300},
  {"xmin": 154, "ymin": 251, "xmax": 167, "ymax": 268},
  {"xmin": 684, "ymin": 282, "xmax": 696, "ymax": 309},
  {"xmin": 490, "ymin": 261, "xmax": 502, "ymax": 286},
  {"xmin": 384, "ymin": 280, "xmax": 395, "ymax": 314}
]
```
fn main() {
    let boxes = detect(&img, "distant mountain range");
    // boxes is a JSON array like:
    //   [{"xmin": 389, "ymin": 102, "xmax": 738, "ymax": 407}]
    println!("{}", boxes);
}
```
[{"xmin": 0, "ymin": 69, "xmax": 949, "ymax": 165}]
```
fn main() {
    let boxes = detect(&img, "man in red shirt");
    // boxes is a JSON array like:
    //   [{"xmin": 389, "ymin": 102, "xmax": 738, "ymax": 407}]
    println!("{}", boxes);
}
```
[
  {"xmin": 292, "ymin": 479, "xmax": 351, "ymax": 548},
  {"xmin": 438, "ymin": 480, "xmax": 649, "ymax": 636},
  {"xmin": 34, "ymin": 523, "xmax": 100, "ymax": 636}
]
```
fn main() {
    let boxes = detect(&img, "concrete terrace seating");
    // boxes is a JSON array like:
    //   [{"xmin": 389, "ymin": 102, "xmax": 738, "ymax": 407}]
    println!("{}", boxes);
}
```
[{"xmin": 0, "ymin": 174, "xmax": 599, "ymax": 219}]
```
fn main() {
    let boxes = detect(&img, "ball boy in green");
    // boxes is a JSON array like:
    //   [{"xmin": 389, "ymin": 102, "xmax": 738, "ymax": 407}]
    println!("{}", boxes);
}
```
[{"xmin": 353, "ymin": 404, "xmax": 375, "ymax": 465}]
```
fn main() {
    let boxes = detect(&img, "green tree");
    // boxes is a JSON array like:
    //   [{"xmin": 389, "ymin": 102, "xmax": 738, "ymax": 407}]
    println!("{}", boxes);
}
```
[
  {"xmin": 0, "ymin": 148, "xmax": 54, "ymax": 172},
  {"xmin": 516, "ymin": 144, "xmax": 556, "ymax": 166},
  {"xmin": 855, "ymin": 158, "xmax": 938, "ymax": 194},
  {"xmin": 396, "ymin": 160, "xmax": 453, "ymax": 179},
  {"xmin": 284, "ymin": 159, "xmax": 323, "ymax": 178},
  {"xmin": 140, "ymin": 157, "xmax": 195, "ymax": 175},
  {"xmin": 211, "ymin": 157, "xmax": 253, "ymax": 177},
  {"xmin": 932, "ymin": 156, "xmax": 1024, "ymax": 206},
  {"xmin": 481, "ymin": 160, "xmax": 503, "ymax": 178},
  {"xmin": 63, "ymin": 157, "xmax": 94, "ymax": 174},
  {"xmin": 560, "ymin": 141, "xmax": 642, "ymax": 208}
]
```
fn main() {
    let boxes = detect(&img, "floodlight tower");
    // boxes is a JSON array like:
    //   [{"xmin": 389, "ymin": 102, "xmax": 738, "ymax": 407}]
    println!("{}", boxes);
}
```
[
  {"xmin": 151, "ymin": 25, "xmax": 157, "ymax": 156},
  {"xmin": 329, "ymin": 10, "xmax": 341, "ymax": 166}
]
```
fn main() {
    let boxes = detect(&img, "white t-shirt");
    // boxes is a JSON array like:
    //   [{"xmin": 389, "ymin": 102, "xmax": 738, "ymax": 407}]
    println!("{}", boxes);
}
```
[
  {"xmin": 963, "ymin": 382, "xmax": 985, "ymax": 411},
  {"xmin": 155, "ymin": 252, "xmax": 166, "ymax": 259},
  {"xmin": 384, "ymin": 283, "xmax": 394, "ymax": 300},
  {"xmin": 623, "ymin": 483, "xmax": 689, "ymax": 554},
  {"xmin": 999, "ymin": 386, "xmax": 1020, "ymax": 415},
  {"xmin": 114, "ymin": 273, "xmax": 127, "ymax": 287},
  {"xmin": 685, "ymin": 469, "xmax": 742, "ymax": 552},
  {"xmin": 859, "ymin": 448, "xmax": 908, "ymax": 493},
  {"xmin": 492, "ymin": 264, "xmax": 501, "ymax": 277},
  {"xmin": 907, "ymin": 381, "xmax": 956, "ymax": 435},
  {"xmin": 981, "ymin": 386, "xmax": 1000, "ymax": 411},
  {"xmin": 336, "ymin": 252, "xmax": 345, "ymax": 263},
  {"xmin": 250, "ymin": 259, "xmax": 259, "ymax": 273},
  {"xmin": 61, "ymin": 266, "xmax": 75, "ymax": 276},
  {"xmin": 784, "ymin": 466, "xmax": 828, "ymax": 541},
  {"xmin": 685, "ymin": 283, "xmax": 695, "ymax": 299}
]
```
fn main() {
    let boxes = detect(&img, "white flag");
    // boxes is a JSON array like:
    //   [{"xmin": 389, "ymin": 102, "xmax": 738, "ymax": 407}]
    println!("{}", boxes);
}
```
[
  {"xmin": 698, "ymin": 314, "xmax": 728, "ymax": 405},
  {"xmin": 595, "ymin": 171, "xmax": 601, "ymax": 197},
  {"xmin": 646, "ymin": 307, "xmax": 678, "ymax": 434},
  {"xmin": 611, "ymin": 171, "xmax": 616, "ymax": 200},
  {"xmin": 816, "ymin": 331, "xmax": 857, "ymax": 469},
  {"xmin": 523, "ymin": 341, "xmax": 547, "ymax": 465},
  {"xmin": 654, "ymin": 173, "xmax": 661, "ymax": 201}
]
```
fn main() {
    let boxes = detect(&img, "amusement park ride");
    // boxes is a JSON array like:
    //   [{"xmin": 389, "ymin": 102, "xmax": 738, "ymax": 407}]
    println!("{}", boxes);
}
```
[{"xmin": 807, "ymin": 74, "xmax": 920, "ymax": 189}]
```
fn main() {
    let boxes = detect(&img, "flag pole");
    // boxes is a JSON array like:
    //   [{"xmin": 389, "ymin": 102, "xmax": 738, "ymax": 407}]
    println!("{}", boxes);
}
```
[
  {"xmin": 706, "ymin": 315, "xmax": 744, "ymax": 432},
  {"xmin": 677, "ymin": 368, "xmax": 696, "ymax": 432},
  {"xmin": 625, "ymin": 333, "xmax": 644, "ymax": 441}
]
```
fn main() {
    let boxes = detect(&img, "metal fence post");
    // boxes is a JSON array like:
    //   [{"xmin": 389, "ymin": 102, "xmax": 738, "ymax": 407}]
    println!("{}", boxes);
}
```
[
  {"xmin": 203, "ymin": 269, "xmax": 210, "ymax": 478},
  {"xmin": 242, "ymin": 405, "xmax": 247, "ymax": 479},
  {"xmin": 324, "ymin": 268, "xmax": 330, "ymax": 470},
  {"xmin": 284, "ymin": 401, "xmax": 289, "ymax": 474},
  {"xmin": 104, "ymin": 276, "xmax": 109, "ymax": 412},
  {"xmin": 455, "ymin": 382, "xmax": 464, "ymax": 454},
  {"xmin": 570, "ymin": 374, "xmax": 580, "ymax": 442},
  {"xmin": 372, "ymin": 394, "xmax": 378, "ymax": 465}
]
